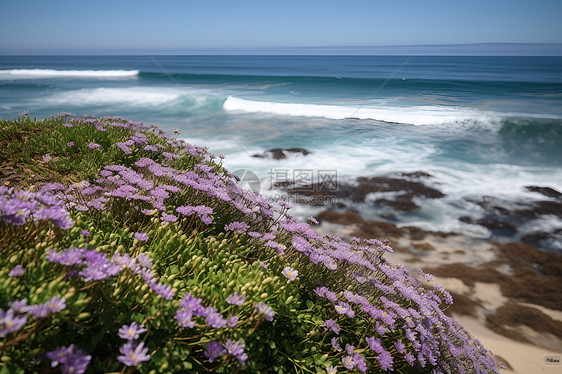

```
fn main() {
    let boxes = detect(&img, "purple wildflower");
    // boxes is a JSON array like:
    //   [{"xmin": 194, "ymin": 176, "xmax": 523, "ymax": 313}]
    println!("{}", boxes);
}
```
[
  {"xmin": 79, "ymin": 250, "xmax": 122, "ymax": 282},
  {"xmin": 366, "ymin": 336, "xmax": 384, "ymax": 354},
  {"xmin": 136, "ymin": 253, "xmax": 152, "ymax": 268},
  {"xmin": 175, "ymin": 309, "xmax": 195, "ymax": 328},
  {"xmin": 342, "ymin": 355, "xmax": 355, "ymax": 370},
  {"xmin": 376, "ymin": 350, "xmax": 394, "ymax": 371},
  {"xmin": 0, "ymin": 308, "xmax": 27, "ymax": 337},
  {"xmin": 8, "ymin": 265, "xmax": 24, "ymax": 277},
  {"xmin": 308, "ymin": 216, "xmax": 319, "ymax": 225},
  {"xmin": 81, "ymin": 230, "xmax": 90, "ymax": 237},
  {"xmin": 262, "ymin": 232, "xmax": 276, "ymax": 241},
  {"xmin": 227, "ymin": 315, "xmax": 239, "ymax": 328},
  {"xmin": 334, "ymin": 303, "xmax": 351, "ymax": 316},
  {"xmin": 118, "ymin": 322, "xmax": 147, "ymax": 341},
  {"xmin": 193, "ymin": 205, "xmax": 213, "ymax": 224},
  {"xmin": 46, "ymin": 247, "xmax": 85, "ymax": 266},
  {"xmin": 225, "ymin": 339, "xmax": 247, "ymax": 365},
  {"xmin": 66, "ymin": 141, "xmax": 74, "ymax": 147},
  {"xmin": 115, "ymin": 142, "xmax": 132, "ymax": 154},
  {"xmin": 375, "ymin": 321, "xmax": 389, "ymax": 336},
  {"xmin": 324, "ymin": 319, "xmax": 340, "ymax": 334},
  {"xmin": 345, "ymin": 344, "xmax": 355, "ymax": 355},
  {"xmin": 265, "ymin": 240, "xmax": 286, "ymax": 255},
  {"xmin": 134, "ymin": 232, "xmax": 148, "ymax": 242},
  {"xmin": 281, "ymin": 266, "xmax": 298, "ymax": 282},
  {"xmin": 8, "ymin": 299, "xmax": 30, "ymax": 314},
  {"xmin": 149, "ymin": 282, "xmax": 175, "ymax": 300},
  {"xmin": 28, "ymin": 296, "xmax": 66, "ymax": 318},
  {"xmin": 394, "ymin": 340, "xmax": 406, "ymax": 354},
  {"xmin": 62, "ymin": 123, "xmax": 73, "ymax": 128},
  {"xmin": 255, "ymin": 302, "xmax": 275, "ymax": 321},
  {"xmin": 117, "ymin": 341, "xmax": 151, "ymax": 367},
  {"xmin": 354, "ymin": 353, "xmax": 368, "ymax": 373},
  {"xmin": 331, "ymin": 337, "xmax": 342, "ymax": 351},
  {"xmin": 87, "ymin": 142, "xmax": 101, "ymax": 149},
  {"xmin": 205, "ymin": 341, "xmax": 226, "ymax": 363},
  {"xmin": 46, "ymin": 345, "xmax": 91, "ymax": 374},
  {"xmin": 326, "ymin": 366, "xmax": 338, "ymax": 374},
  {"xmin": 203, "ymin": 307, "xmax": 227, "ymax": 328},
  {"xmin": 161, "ymin": 212, "xmax": 178, "ymax": 223},
  {"xmin": 226, "ymin": 292, "xmax": 245, "ymax": 306},
  {"xmin": 404, "ymin": 352, "xmax": 416, "ymax": 366},
  {"xmin": 224, "ymin": 221, "xmax": 250, "ymax": 233}
]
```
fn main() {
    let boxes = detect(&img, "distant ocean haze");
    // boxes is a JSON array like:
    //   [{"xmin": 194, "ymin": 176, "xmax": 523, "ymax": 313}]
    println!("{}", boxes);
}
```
[{"xmin": 1, "ymin": 55, "xmax": 561, "ymax": 250}]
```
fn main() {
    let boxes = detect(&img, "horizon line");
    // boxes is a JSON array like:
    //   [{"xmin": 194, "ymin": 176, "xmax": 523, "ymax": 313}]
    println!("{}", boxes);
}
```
[{"xmin": 2, "ymin": 42, "xmax": 562, "ymax": 56}]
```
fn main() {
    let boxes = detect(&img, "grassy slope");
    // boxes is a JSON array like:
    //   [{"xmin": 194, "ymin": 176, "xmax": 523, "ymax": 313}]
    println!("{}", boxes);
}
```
[{"xmin": 0, "ymin": 113, "xmax": 504, "ymax": 373}]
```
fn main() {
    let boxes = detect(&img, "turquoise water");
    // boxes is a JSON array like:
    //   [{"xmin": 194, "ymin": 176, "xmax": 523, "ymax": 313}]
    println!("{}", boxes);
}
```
[{"xmin": 1, "ymin": 55, "xmax": 561, "ymax": 246}]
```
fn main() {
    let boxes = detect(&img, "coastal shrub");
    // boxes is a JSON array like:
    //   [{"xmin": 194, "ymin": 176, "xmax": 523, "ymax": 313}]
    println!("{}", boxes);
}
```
[{"xmin": 0, "ymin": 113, "xmax": 505, "ymax": 373}]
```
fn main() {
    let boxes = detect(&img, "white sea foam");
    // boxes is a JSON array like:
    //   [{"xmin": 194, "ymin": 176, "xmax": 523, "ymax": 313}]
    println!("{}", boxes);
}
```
[
  {"xmin": 44, "ymin": 87, "xmax": 186, "ymax": 107},
  {"xmin": 0, "ymin": 69, "xmax": 139, "ymax": 78},
  {"xmin": 223, "ymin": 96, "xmax": 497, "ymax": 126}
]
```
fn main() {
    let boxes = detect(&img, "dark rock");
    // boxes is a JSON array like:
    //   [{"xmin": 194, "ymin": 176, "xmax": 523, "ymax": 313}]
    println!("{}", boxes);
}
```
[
  {"xmin": 515, "ymin": 200, "xmax": 562, "ymax": 219},
  {"xmin": 521, "ymin": 229, "xmax": 562, "ymax": 251},
  {"xmin": 374, "ymin": 194, "xmax": 420, "ymax": 212},
  {"xmin": 399, "ymin": 171, "xmax": 433, "ymax": 179},
  {"xmin": 273, "ymin": 173, "xmax": 445, "ymax": 212},
  {"xmin": 342, "ymin": 176, "xmax": 445, "ymax": 202},
  {"xmin": 459, "ymin": 216, "xmax": 474, "ymax": 224},
  {"xmin": 467, "ymin": 195, "xmax": 562, "ymax": 224},
  {"xmin": 475, "ymin": 218, "xmax": 517, "ymax": 236},
  {"xmin": 525, "ymin": 186, "xmax": 562, "ymax": 199},
  {"xmin": 317, "ymin": 210, "xmax": 363, "ymax": 225},
  {"xmin": 252, "ymin": 148, "xmax": 311, "ymax": 160},
  {"xmin": 521, "ymin": 231, "xmax": 551, "ymax": 247}
]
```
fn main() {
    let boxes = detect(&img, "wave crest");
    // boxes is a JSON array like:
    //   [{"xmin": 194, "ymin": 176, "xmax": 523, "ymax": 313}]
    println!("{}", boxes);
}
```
[
  {"xmin": 0, "ymin": 69, "xmax": 139, "ymax": 78},
  {"xmin": 223, "ymin": 96, "xmax": 497, "ymax": 126}
]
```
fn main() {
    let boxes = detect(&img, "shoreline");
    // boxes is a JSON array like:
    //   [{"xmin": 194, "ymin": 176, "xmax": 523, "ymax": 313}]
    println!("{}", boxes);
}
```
[{"xmin": 314, "ymin": 212, "xmax": 562, "ymax": 373}]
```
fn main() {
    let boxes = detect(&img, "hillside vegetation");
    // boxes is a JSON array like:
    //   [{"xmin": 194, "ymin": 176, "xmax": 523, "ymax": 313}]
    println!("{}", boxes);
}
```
[{"xmin": 0, "ymin": 113, "xmax": 504, "ymax": 373}]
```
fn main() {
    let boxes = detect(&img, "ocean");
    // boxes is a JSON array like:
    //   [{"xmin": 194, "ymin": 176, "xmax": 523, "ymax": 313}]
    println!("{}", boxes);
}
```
[{"xmin": 1, "ymin": 55, "xmax": 561, "ymax": 251}]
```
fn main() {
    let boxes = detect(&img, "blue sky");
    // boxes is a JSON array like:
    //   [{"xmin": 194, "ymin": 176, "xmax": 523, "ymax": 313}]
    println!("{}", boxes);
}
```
[{"xmin": 1, "ymin": 0, "xmax": 561, "ymax": 54}]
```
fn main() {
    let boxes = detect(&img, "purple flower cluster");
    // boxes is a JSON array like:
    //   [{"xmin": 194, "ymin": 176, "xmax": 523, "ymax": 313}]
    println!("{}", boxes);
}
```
[
  {"xmin": 278, "ymin": 214, "xmax": 504, "ymax": 372},
  {"xmin": 255, "ymin": 302, "xmax": 275, "ymax": 322},
  {"xmin": 0, "ymin": 308, "xmax": 27, "ymax": 337},
  {"xmin": 47, "ymin": 247, "xmax": 120, "ymax": 282},
  {"xmin": 3, "ymin": 114, "xmax": 503, "ymax": 373},
  {"xmin": 8, "ymin": 265, "xmax": 24, "ymax": 277},
  {"xmin": 225, "ymin": 339, "xmax": 248, "ymax": 365},
  {"xmin": 117, "ymin": 322, "xmax": 150, "ymax": 367},
  {"xmin": 0, "ymin": 187, "xmax": 73, "ymax": 229},
  {"xmin": 46, "ymin": 345, "xmax": 91, "ymax": 374},
  {"xmin": 118, "ymin": 321, "xmax": 147, "ymax": 340},
  {"xmin": 176, "ymin": 204, "xmax": 214, "ymax": 225},
  {"xmin": 224, "ymin": 221, "xmax": 249, "ymax": 233},
  {"xmin": 204, "ymin": 341, "xmax": 226, "ymax": 363},
  {"xmin": 28, "ymin": 296, "xmax": 66, "ymax": 318},
  {"xmin": 175, "ymin": 292, "xmax": 229, "ymax": 329},
  {"xmin": 118, "ymin": 342, "xmax": 151, "ymax": 367},
  {"xmin": 47, "ymin": 246, "xmax": 174, "ymax": 300},
  {"xmin": 134, "ymin": 232, "xmax": 149, "ymax": 241},
  {"xmin": 226, "ymin": 292, "xmax": 245, "ymax": 306}
]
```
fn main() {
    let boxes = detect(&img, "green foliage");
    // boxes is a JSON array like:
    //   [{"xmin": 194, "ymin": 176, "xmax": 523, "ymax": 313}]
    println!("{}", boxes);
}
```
[{"xmin": 0, "ymin": 114, "xmax": 504, "ymax": 374}]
